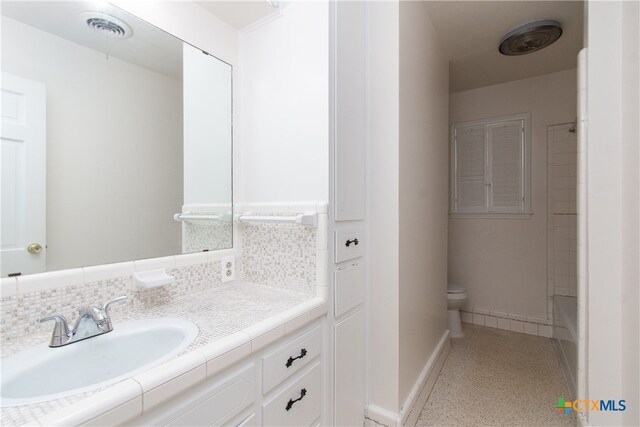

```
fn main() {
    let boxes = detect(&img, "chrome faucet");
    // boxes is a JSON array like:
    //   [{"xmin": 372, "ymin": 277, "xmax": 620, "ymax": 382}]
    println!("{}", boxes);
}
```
[{"xmin": 38, "ymin": 296, "xmax": 127, "ymax": 347}]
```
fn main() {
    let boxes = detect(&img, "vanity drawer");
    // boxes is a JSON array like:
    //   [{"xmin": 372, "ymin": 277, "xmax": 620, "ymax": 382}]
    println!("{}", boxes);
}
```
[
  {"xmin": 234, "ymin": 412, "xmax": 258, "ymax": 427},
  {"xmin": 334, "ymin": 228, "xmax": 364, "ymax": 263},
  {"xmin": 262, "ymin": 362, "xmax": 322, "ymax": 426},
  {"xmin": 262, "ymin": 325, "xmax": 322, "ymax": 393},
  {"xmin": 334, "ymin": 262, "xmax": 364, "ymax": 318},
  {"xmin": 131, "ymin": 364, "xmax": 256, "ymax": 427}
]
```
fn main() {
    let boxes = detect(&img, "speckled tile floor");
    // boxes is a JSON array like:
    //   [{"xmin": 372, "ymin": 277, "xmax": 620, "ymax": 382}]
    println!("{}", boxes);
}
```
[{"xmin": 416, "ymin": 323, "xmax": 575, "ymax": 427}]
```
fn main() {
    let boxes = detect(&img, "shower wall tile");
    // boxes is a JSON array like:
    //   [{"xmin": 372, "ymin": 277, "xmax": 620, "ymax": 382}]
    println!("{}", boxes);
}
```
[
  {"xmin": 461, "ymin": 306, "xmax": 553, "ymax": 338},
  {"xmin": 548, "ymin": 124, "xmax": 578, "ymax": 300}
]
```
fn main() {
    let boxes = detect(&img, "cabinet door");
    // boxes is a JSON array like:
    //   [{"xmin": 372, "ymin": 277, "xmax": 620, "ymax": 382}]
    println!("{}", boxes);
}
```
[
  {"xmin": 334, "ymin": 310, "xmax": 365, "ymax": 426},
  {"xmin": 334, "ymin": 1, "xmax": 367, "ymax": 221},
  {"xmin": 334, "ymin": 263, "xmax": 364, "ymax": 318}
]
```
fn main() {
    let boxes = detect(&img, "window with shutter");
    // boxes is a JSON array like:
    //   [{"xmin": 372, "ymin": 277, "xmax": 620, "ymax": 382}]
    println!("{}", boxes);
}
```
[
  {"xmin": 455, "ymin": 125, "xmax": 486, "ymax": 213},
  {"xmin": 488, "ymin": 120, "xmax": 523, "ymax": 212},
  {"xmin": 450, "ymin": 114, "xmax": 530, "ymax": 217}
]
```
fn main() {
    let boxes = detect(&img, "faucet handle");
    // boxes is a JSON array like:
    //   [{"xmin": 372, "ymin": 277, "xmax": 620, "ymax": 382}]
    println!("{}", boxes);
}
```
[
  {"xmin": 38, "ymin": 314, "xmax": 71, "ymax": 346},
  {"xmin": 103, "ymin": 295, "xmax": 127, "ymax": 316},
  {"xmin": 38, "ymin": 313, "xmax": 70, "ymax": 328}
]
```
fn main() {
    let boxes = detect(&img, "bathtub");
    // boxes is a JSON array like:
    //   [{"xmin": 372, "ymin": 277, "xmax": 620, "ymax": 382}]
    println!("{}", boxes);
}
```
[{"xmin": 553, "ymin": 295, "xmax": 577, "ymax": 399}]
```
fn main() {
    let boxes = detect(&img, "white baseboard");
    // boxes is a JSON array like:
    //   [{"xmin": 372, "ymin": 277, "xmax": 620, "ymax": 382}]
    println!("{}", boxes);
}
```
[
  {"xmin": 401, "ymin": 330, "xmax": 450, "ymax": 426},
  {"xmin": 365, "ymin": 330, "xmax": 451, "ymax": 427},
  {"xmin": 365, "ymin": 404, "xmax": 401, "ymax": 427}
]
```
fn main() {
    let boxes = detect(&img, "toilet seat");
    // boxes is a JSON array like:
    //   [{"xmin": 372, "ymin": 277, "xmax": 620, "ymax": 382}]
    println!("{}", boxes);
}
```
[
  {"xmin": 447, "ymin": 283, "xmax": 465, "ymax": 294},
  {"xmin": 447, "ymin": 291, "xmax": 468, "ymax": 300}
]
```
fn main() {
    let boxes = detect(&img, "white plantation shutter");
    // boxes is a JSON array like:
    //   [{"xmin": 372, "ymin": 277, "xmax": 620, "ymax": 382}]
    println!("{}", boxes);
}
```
[
  {"xmin": 451, "ymin": 114, "xmax": 530, "ymax": 216},
  {"xmin": 455, "ymin": 125, "xmax": 486, "ymax": 213},
  {"xmin": 488, "ymin": 120, "xmax": 524, "ymax": 212}
]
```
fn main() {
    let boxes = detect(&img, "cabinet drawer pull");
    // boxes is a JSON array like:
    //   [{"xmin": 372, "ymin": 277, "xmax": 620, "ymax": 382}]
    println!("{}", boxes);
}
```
[
  {"xmin": 285, "ymin": 388, "xmax": 307, "ymax": 411},
  {"xmin": 286, "ymin": 348, "xmax": 308, "ymax": 368},
  {"xmin": 345, "ymin": 238, "xmax": 359, "ymax": 247}
]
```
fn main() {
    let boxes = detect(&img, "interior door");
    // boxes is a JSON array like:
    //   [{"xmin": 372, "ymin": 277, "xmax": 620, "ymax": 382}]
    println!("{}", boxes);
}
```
[{"xmin": 1, "ymin": 72, "xmax": 46, "ymax": 277}]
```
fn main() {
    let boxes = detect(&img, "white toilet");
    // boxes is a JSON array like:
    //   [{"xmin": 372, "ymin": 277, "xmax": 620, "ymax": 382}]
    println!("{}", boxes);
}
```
[{"xmin": 447, "ymin": 284, "xmax": 468, "ymax": 338}]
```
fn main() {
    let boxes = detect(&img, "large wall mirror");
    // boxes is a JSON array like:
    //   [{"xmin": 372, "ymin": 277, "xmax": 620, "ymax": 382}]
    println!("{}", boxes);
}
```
[{"xmin": 1, "ymin": 1, "xmax": 233, "ymax": 277}]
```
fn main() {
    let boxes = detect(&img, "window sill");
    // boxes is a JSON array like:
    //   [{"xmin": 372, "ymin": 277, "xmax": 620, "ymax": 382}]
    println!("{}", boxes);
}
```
[{"xmin": 448, "ymin": 212, "xmax": 533, "ymax": 219}]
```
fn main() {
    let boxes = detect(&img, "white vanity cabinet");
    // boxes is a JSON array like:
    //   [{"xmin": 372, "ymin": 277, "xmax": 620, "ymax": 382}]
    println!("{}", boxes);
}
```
[
  {"xmin": 127, "ymin": 321, "xmax": 325, "ymax": 427},
  {"xmin": 329, "ymin": 1, "xmax": 368, "ymax": 425},
  {"xmin": 333, "ymin": 2, "xmax": 367, "ymax": 222}
]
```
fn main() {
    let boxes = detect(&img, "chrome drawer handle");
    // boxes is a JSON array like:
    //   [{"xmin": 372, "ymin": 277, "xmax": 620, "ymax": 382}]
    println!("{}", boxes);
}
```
[
  {"xmin": 286, "ymin": 388, "xmax": 307, "ymax": 411},
  {"xmin": 286, "ymin": 348, "xmax": 308, "ymax": 368},
  {"xmin": 345, "ymin": 238, "xmax": 359, "ymax": 247}
]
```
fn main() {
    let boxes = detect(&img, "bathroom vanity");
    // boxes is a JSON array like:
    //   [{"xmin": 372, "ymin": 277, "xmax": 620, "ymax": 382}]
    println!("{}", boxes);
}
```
[
  {"xmin": 1, "ymin": 277, "xmax": 327, "ymax": 426},
  {"xmin": 0, "ymin": 1, "xmax": 365, "ymax": 426},
  {"xmin": 128, "ymin": 316, "xmax": 325, "ymax": 427}
]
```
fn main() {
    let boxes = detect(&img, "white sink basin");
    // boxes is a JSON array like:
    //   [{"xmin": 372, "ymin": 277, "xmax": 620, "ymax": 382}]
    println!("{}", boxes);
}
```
[{"xmin": 0, "ymin": 318, "xmax": 198, "ymax": 407}]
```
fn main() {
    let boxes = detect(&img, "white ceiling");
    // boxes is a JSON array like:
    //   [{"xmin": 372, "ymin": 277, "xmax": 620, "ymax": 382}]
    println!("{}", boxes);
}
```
[
  {"xmin": 195, "ymin": 0, "xmax": 278, "ymax": 30},
  {"xmin": 423, "ymin": 1, "xmax": 584, "ymax": 93},
  {"xmin": 1, "ymin": 1, "xmax": 184, "ymax": 79}
]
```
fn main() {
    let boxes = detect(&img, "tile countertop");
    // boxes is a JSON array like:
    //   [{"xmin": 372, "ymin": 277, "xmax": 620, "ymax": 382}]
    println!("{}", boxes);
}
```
[{"xmin": 1, "ymin": 282, "xmax": 327, "ymax": 427}]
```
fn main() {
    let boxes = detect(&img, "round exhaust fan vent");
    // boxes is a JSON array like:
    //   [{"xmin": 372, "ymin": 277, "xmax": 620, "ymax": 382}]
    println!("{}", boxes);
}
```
[
  {"xmin": 79, "ymin": 12, "xmax": 132, "ymax": 39},
  {"xmin": 499, "ymin": 19, "xmax": 562, "ymax": 56}
]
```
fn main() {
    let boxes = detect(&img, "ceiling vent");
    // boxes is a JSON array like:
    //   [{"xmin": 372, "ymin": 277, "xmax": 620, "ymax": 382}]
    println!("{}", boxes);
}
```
[
  {"xmin": 79, "ymin": 12, "xmax": 133, "ymax": 39},
  {"xmin": 499, "ymin": 20, "xmax": 562, "ymax": 56}
]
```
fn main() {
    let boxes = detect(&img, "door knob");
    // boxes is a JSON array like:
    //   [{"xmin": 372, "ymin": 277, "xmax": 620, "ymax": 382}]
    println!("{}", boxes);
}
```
[{"xmin": 27, "ymin": 243, "xmax": 42, "ymax": 254}]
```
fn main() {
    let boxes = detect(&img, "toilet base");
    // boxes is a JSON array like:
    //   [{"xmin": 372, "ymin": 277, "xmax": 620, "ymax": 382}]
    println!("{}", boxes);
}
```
[{"xmin": 448, "ymin": 309, "xmax": 464, "ymax": 338}]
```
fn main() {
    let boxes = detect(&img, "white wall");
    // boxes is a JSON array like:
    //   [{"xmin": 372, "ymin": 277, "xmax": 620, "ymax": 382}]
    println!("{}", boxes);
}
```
[
  {"xmin": 368, "ymin": 1, "xmax": 401, "ymax": 416},
  {"xmin": 449, "ymin": 69, "xmax": 577, "ymax": 321},
  {"xmin": 620, "ymin": 2, "xmax": 639, "ymax": 424},
  {"xmin": 2, "ymin": 17, "xmax": 183, "ymax": 270},
  {"xmin": 398, "ymin": 0, "xmax": 449, "ymax": 408},
  {"xmin": 367, "ymin": 1, "xmax": 449, "ymax": 420},
  {"xmin": 585, "ymin": 2, "xmax": 639, "ymax": 425},
  {"xmin": 238, "ymin": 2, "xmax": 328, "ymax": 204}
]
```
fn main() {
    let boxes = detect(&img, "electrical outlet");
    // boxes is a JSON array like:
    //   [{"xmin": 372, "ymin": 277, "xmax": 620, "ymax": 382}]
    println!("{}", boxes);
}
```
[{"xmin": 221, "ymin": 256, "xmax": 235, "ymax": 283}]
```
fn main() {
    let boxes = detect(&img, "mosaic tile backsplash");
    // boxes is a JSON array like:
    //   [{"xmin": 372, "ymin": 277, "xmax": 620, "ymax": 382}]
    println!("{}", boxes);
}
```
[
  {"xmin": 182, "ymin": 218, "xmax": 233, "ymax": 253},
  {"xmin": 241, "ymin": 222, "xmax": 317, "ymax": 295},
  {"xmin": 0, "ymin": 262, "xmax": 221, "ymax": 351},
  {"xmin": 1, "ymin": 206, "xmax": 322, "ymax": 350}
]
